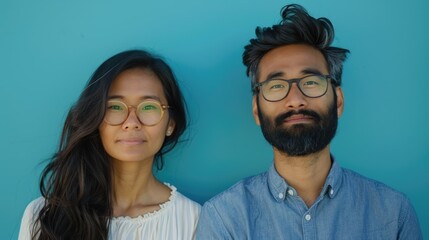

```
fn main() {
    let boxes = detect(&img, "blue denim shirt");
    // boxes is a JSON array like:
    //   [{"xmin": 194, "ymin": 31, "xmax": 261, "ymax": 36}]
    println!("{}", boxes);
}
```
[{"xmin": 196, "ymin": 160, "xmax": 422, "ymax": 239}]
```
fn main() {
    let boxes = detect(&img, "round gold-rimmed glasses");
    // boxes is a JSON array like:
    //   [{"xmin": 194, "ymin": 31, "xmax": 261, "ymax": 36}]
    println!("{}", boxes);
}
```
[{"xmin": 104, "ymin": 100, "xmax": 170, "ymax": 126}]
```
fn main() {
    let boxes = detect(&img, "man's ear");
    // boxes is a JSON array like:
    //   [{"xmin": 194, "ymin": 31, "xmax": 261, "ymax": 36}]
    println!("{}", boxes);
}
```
[
  {"xmin": 252, "ymin": 95, "xmax": 261, "ymax": 125},
  {"xmin": 335, "ymin": 86, "xmax": 344, "ymax": 118}
]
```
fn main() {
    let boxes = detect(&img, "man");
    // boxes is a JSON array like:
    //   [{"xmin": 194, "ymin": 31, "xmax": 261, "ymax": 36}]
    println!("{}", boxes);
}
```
[{"xmin": 196, "ymin": 4, "xmax": 422, "ymax": 239}]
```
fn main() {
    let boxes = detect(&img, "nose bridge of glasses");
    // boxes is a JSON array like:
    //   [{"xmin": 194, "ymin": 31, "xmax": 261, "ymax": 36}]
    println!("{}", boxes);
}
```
[
  {"xmin": 120, "ymin": 104, "xmax": 141, "ymax": 125},
  {"xmin": 288, "ymin": 79, "xmax": 307, "ymax": 98},
  {"xmin": 277, "ymin": 78, "xmax": 302, "ymax": 92}
]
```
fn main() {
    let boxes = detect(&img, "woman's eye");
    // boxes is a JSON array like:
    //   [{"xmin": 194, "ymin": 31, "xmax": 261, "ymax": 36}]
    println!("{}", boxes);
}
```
[
  {"xmin": 108, "ymin": 105, "xmax": 123, "ymax": 110},
  {"xmin": 142, "ymin": 105, "xmax": 158, "ymax": 111}
]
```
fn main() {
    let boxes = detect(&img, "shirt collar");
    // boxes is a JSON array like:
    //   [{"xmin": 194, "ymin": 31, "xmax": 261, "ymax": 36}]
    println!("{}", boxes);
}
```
[
  {"xmin": 267, "ymin": 155, "xmax": 344, "ymax": 202},
  {"xmin": 322, "ymin": 156, "xmax": 343, "ymax": 199},
  {"xmin": 267, "ymin": 163, "xmax": 288, "ymax": 202}
]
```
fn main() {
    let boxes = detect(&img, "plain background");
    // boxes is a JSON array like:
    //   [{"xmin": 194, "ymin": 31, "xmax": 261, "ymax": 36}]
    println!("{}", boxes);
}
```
[{"xmin": 1, "ymin": 0, "xmax": 428, "ymax": 238}]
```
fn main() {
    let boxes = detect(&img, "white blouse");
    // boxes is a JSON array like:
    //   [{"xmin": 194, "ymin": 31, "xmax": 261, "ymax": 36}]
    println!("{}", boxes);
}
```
[{"xmin": 19, "ymin": 184, "xmax": 201, "ymax": 240}]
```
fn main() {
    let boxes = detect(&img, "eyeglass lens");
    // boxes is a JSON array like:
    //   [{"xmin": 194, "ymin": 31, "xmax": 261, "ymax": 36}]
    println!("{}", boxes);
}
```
[{"xmin": 104, "ymin": 100, "xmax": 165, "ymax": 126}]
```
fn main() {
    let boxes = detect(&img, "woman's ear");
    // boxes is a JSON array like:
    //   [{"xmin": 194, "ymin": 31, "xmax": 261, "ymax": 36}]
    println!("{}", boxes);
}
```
[{"xmin": 166, "ymin": 120, "xmax": 175, "ymax": 136}]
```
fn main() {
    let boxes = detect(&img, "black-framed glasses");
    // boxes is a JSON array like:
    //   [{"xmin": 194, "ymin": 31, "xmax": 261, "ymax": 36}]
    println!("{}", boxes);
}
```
[
  {"xmin": 104, "ymin": 100, "xmax": 170, "ymax": 126},
  {"xmin": 254, "ymin": 74, "xmax": 333, "ymax": 102}
]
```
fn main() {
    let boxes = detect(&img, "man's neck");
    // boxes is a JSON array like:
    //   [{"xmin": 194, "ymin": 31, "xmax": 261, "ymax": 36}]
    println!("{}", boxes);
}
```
[{"xmin": 273, "ymin": 146, "xmax": 332, "ymax": 207}]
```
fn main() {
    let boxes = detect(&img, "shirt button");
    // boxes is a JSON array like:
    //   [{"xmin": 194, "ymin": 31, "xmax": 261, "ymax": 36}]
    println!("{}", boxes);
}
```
[
  {"xmin": 278, "ymin": 192, "xmax": 284, "ymax": 199},
  {"xmin": 287, "ymin": 189, "xmax": 294, "ymax": 196},
  {"xmin": 330, "ymin": 189, "xmax": 334, "ymax": 195},
  {"xmin": 305, "ymin": 214, "xmax": 311, "ymax": 221}
]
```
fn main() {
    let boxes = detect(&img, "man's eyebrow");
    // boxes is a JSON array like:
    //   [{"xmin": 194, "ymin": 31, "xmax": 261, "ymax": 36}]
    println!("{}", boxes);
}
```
[
  {"xmin": 301, "ymin": 68, "xmax": 324, "ymax": 76},
  {"xmin": 263, "ymin": 68, "xmax": 324, "ymax": 81},
  {"xmin": 265, "ymin": 71, "xmax": 285, "ymax": 81}
]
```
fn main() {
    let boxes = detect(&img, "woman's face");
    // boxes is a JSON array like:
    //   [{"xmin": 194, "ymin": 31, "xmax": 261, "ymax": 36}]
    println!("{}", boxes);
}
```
[{"xmin": 98, "ymin": 67, "xmax": 175, "ymax": 163}]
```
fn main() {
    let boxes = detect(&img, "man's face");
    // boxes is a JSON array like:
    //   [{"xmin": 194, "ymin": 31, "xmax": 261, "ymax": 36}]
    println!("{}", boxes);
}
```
[{"xmin": 252, "ymin": 44, "xmax": 344, "ymax": 156}]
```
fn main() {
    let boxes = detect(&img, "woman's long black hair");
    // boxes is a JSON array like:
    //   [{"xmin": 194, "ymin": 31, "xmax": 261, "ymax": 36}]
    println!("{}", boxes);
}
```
[{"xmin": 33, "ymin": 50, "xmax": 188, "ymax": 239}]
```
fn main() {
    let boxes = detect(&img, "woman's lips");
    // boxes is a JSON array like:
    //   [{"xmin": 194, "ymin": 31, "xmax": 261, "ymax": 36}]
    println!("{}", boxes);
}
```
[{"xmin": 116, "ymin": 138, "xmax": 146, "ymax": 145}]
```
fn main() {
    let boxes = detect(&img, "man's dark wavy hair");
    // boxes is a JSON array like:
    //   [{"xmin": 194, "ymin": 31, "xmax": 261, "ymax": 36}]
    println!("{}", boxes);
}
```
[
  {"xmin": 243, "ymin": 4, "xmax": 350, "ymax": 93},
  {"xmin": 32, "ymin": 50, "xmax": 188, "ymax": 239}
]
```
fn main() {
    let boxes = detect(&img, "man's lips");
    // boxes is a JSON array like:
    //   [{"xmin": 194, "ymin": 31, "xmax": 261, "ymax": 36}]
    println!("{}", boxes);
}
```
[{"xmin": 283, "ymin": 114, "xmax": 315, "ymax": 124}]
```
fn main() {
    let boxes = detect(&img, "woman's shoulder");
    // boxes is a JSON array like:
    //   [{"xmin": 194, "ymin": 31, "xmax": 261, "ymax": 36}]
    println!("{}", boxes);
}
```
[
  {"xmin": 19, "ymin": 197, "xmax": 45, "ymax": 240},
  {"xmin": 164, "ymin": 183, "xmax": 201, "ymax": 217},
  {"xmin": 174, "ymin": 190, "xmax": 201, "ymax": 211},
  {"xmin": 22, "ymin": 197, "xmax": 45, "ymax": 219}
]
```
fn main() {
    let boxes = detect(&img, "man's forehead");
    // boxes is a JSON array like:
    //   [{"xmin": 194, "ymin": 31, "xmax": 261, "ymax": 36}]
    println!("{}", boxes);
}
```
[
  {"xmin": 264, "ymin": 68, "xmax": 325, "ymax": 80},
  {"xmin": 257, "ymin": 44, "xmax": 328, "ymax": 81}
]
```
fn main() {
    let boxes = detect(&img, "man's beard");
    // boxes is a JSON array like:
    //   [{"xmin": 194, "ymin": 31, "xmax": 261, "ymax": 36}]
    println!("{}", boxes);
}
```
[{"xmin": 258, "ymin": 98, "xmax": 338, "ymax": 156}]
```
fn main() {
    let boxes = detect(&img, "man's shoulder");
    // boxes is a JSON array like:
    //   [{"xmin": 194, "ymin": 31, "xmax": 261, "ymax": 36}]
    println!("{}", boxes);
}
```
[
  {"xmin": 341, "ymin": 167, "xmax": 408, "ymax": 201},
  {"xmin": 205, "ymin": 171, "xmax": 268, "ymax": 207},
  {"xmin": 339, "ymin": 167, "xmax": 422, "ymax": 237}
]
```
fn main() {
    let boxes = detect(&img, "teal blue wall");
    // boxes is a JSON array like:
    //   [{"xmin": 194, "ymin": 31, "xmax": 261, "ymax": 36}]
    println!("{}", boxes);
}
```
[{"xmin": 1, "ymin": 0, "xmax": 428, "ymax": 238}]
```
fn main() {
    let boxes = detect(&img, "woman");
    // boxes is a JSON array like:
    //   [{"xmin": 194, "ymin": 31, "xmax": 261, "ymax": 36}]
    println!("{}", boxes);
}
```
[{"xmin": 19, "ymin": 50, "xmax": 200, "ymax": 239}]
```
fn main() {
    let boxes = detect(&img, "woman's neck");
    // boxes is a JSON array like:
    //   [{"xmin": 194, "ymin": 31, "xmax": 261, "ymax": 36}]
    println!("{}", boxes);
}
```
[{"xmin": 111, "ymin": 159, "xmax": 171, "ymax": 217}]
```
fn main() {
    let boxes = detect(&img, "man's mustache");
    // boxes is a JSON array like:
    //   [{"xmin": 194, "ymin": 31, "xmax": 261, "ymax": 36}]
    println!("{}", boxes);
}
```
[{"xmin": 275, "ymin": 110, "xmax": 321, "ymax": 126}]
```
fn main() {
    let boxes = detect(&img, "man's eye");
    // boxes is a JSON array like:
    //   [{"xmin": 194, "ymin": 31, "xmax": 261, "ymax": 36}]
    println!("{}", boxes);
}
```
[
  {"xmin": 303, "ymin": 81, "xmax": 319, "ymax": 86},
  {"xmin": 269, "ymin": 84, "xmax": 285, "ymax": 90}
]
